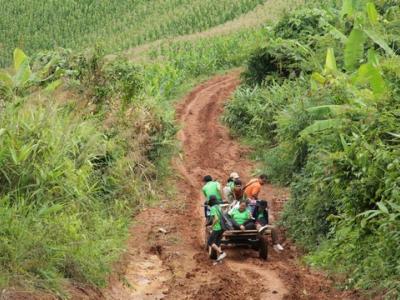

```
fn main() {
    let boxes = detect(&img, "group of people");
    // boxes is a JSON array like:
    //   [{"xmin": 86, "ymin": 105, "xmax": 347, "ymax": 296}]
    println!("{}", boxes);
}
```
[{"xmin": 202, "ymin": 172, "xmax": 284, "ymax": 262}]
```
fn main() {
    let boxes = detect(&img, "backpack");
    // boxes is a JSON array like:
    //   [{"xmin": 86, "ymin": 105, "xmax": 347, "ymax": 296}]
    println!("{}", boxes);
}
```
[{"xmin": 215, "ymin": 206, "xmax": 234, "ymax": 231}]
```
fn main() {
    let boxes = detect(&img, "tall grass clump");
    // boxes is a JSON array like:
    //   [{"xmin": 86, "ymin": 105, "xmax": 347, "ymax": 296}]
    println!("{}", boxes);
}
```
[
  {"xmin": 0, "ymin": 102, "xmax": 130, "ymax": 293},
  {"xmin": 0, "ymin": 46, "xmax": 177, "ymax": 296},
  {"xmin": 224, "ymin": 0, "xmax": 400, "ymax": 296}
]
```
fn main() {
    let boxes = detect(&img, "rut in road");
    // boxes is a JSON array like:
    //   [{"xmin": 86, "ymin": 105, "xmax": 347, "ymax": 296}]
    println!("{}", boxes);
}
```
[{"xmin": 104, "ymin": 72, "xmax": 361, "ymax": 300}]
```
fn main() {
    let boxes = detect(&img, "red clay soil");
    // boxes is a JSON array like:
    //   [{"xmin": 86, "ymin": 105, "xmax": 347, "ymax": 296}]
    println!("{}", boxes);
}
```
[{"xmin": 102, "ymin": 72, "xmax": 362, "ymax": 300}]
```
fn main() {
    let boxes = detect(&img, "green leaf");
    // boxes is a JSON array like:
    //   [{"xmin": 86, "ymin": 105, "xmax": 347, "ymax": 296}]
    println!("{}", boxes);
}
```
[
  {"xmin": 0, "ymin": 72, "xmax": 13, "ymax": 88},
  {"xmin": 341, "ymin": 0, "xmax": 354, "ymax": 18},
  {"xmin": 387, "ymin": 132, "xmax": 400, "ymax": 139},
  {"xmin": 364, "ymin": 29, "xmax": 395, "ymax": 56},
  {"xmin": 13, "ymin": 48, "xmax": 29, "ymax": 71},
  {"xmin": 44, "ymin": 79, "xmax": 62, "ymax": 93},
  {"xmin": 325, "ymin": 48, "xmax": 337, "ymax": 73},
  {"xmin": 344, "ymin": 28, "xmax": 366, "ymax": 71},
  {"xmin": 355, "ymin": 63, "xmax": 386, "ymax": 95},
  {"xmin": 387, "ymin": 201, "xmax": 400, "ymax": 213},
  {"xmin": 38, "ymin": 204, "xmax": 64, "ymax": 217},
  {"xmin": 300, "ymin": 119, "xmax": 343, "ymax": 138},
  {"xmin": 367, "ymin": 49, "xmax": 379, "ymax": 67},
  {"xmin": 311, "ymin": 72, "xmax": 326, "ymax": 84},
  {"xmin": 366, "ymin": 2, "xmax": 379, "ymax": 25},
  {"xmin": 328, "ymin": 25, "xmax": 348, "ymax": 43},
  {"xmin": 377, "ymin": 202, "xmax": 389, "ymax": 214},
  {"xmin": 307, "ymin": 105, "xmax": 352, "ymax": 118},
  {"xmin": 13, "ymin": 59, "xmax": 32, "ymax": 88}
]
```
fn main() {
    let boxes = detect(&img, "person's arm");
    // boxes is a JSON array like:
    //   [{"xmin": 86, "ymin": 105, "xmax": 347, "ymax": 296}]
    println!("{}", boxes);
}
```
[
  {"xmin": 202, "ymin": 186, "xmax": 207, "ymax": 199},
  {"xmin": 250, "ymin": 185, "xmax": 261, "ymax": 200},
  {"xmin": 212, "ymin": 214, "xmax": 219, "ymax": 227},
  {"xmin": 216, "ymin": 182, "xmax": 223, "ymax": 199}
]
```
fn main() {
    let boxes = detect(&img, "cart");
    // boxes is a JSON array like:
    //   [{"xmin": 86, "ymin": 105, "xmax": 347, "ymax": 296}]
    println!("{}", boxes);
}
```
[{"xmin": 205, "ymin": 226, "xmax": 269, "ymax": 260}]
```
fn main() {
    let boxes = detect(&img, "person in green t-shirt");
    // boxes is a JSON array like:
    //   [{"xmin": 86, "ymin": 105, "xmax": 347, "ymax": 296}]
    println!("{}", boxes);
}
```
[
  {"xmin": 228, "ymin": 200, "xmax": 255, "ymax": 230},
  {"xmin": 202, "ymin": 175, "xmax": 222, "ymax": 203},
  {"xmin": 207, "ymin": 196, "xmax": 226, "ymax": 261}
]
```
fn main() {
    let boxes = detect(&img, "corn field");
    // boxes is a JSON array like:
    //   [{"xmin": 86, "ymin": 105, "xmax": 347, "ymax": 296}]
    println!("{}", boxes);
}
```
[{"xmin": 0, "ymin": 0, "xmax": 264, "ymax": 66}]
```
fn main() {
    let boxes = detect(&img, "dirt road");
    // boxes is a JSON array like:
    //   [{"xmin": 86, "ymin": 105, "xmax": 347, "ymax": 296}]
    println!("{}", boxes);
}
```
[{"xmin": 104, "ymin": 72, "xmax": 360, "ymax": 300}]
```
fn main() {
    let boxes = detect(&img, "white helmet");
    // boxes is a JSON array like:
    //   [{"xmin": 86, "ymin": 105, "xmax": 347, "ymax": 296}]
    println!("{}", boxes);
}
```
[{"xmin": 230, "ymin": 172, "xmax": 240, "ymax": 179}]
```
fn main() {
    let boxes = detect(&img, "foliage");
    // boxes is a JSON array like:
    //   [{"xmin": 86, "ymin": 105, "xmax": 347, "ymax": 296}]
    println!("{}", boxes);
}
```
[
  {"xmin": 273, "ymin": 8, "xmax": 334, "ymax": 45},
  {"xmin": 0, "ymin": 102, "xmax": 131, "ymax": 293},
  {"xmin": 144, "ymin": 28, "xmax": 266, "ymax": 99},
  {"xmin": 242, "ymin": 38, "xmax": 315, "ymax": 85},
  {"xmin": 0, "ymin": 0, "xmax": 266, "ymax": 67},
  {"xmin": 224, "ymin": 0, "xmax": 400, "ymax": 296},
  {"xmin": 0, "ymin": 46, "xmax": 177, "ymax": 295}
]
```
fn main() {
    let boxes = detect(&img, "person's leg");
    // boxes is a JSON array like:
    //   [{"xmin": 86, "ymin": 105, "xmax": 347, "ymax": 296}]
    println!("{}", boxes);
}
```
[
  {"xmin": 208, "ymin": 230, "xmax": 223, "ymax": 254},
  {"xmin": 267, "ymin": 225, "xmax": 284, "ymax": 251},
  {"xmin": 214, "ymin": 231, "xmax": 226, "ymax": 261},
  {"xmin": 243, "ymin": 220, "xmax": 256, "ymax": 230},
  {"xmin": 269, "ymin": 226, "xmax": 279, "ymax": 244},
  {"xmin": 228, "ymin": 215, "xmax": 241, "ymax": 230}
]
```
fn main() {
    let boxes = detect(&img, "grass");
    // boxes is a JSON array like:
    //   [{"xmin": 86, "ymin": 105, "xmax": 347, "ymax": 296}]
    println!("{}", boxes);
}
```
[{"xmin": 0, "ymin": 0, "xmax": 266, "ymax": 67}]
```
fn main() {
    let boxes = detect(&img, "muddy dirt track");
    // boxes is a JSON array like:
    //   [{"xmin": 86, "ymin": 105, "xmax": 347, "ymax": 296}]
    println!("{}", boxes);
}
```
[{"xmin": 103, "ymin": 72, "xmax": 362, "ymax": 300}]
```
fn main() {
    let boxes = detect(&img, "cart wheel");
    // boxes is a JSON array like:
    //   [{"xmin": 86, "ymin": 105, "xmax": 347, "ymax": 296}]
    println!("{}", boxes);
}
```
[{"xmin": 259, "ymin": 235, "xmax": 268, "ymax": 260}]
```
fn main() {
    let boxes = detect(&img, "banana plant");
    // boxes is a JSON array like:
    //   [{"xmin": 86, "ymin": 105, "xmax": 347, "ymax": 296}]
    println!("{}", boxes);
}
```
[
  {"xmin": 0, "ymin": 48, "xmax": 34, "ymax": 99},
  {"xmin": 343, "ymin": 1, "xmax": 395, "ymax": 71},
  {"xmin": 0, "ymin": 48, "xmax": 62, "ymax": 101}
]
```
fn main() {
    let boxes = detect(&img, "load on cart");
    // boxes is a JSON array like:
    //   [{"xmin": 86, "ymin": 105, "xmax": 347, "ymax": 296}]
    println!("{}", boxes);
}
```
[{"xmin": 202, "ymin": 174, "xmax": 284, "ymax": 262}]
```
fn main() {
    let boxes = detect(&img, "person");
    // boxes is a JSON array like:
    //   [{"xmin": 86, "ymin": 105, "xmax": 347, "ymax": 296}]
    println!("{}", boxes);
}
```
[
  {"xmin": 253, "ymin": 200, "xmax": 284, "ymax": 252},
  {"xmin": 202, "ymin": 175, "xmax": 222, "ymax": 218},
  {"xmin": 202, "ymin": 175, "xmax": 222, "ymax": 203},
  {"xmin": 230, "ymin": 179, "xmax": 246, "ymax": 202},
  {"xmin": 207, "ymin": 195, "xmax": 227, "ymax": 261},
  {"xmin": 228, "ymin": 200, "xmax": 255, "ymax": 230},
  {"xmin": 244, "ymin": 174, "xmax": 268, "ymax": 201},
  {"xmin": 244, "ymin": 174, "xmax": 268, "ymax": 213},
  {"xmin": 223, "ymin": 172, "xmax": 240, "ymax": 202}
]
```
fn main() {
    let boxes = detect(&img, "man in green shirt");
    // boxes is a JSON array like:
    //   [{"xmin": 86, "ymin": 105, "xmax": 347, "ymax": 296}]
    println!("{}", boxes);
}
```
[
  {"xmin": 202, "ymin": 175, "xmax": 222, "ymax": 203},
  {"xmin": 207, "ymin": 196, "xmax": 226, "ymax": 261},
  {"xmin": 229, "ymin": 200, "xmax": 255, "ymax": 230}
]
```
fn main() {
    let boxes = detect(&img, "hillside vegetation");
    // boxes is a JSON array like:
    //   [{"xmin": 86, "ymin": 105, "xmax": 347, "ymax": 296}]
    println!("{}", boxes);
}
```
[
  {"xmin": 0, "ymin": 0, "xmax": 303, "ymax": 296},
  {"xmin": 0, "ymin": 0, "xmax": 265, "ymax": 67},
  {"xmin": 224, "ymin": 0, "xmax": 400, "ymax": 297}
]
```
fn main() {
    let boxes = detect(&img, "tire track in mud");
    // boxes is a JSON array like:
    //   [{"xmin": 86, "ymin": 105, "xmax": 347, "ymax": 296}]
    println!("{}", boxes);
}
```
[{"xmin": 104, "ymin": 72, "xmax": 362, "ymax": 300}]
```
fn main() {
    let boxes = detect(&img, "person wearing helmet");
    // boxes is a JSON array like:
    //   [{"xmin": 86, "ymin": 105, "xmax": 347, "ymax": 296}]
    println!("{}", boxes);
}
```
[{"xmin": 223, "ymin": 172, "xmax": 240, "ymax": 203}]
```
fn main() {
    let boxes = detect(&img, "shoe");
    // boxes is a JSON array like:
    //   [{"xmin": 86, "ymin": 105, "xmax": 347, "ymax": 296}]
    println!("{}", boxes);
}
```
[
  {"xmin": 273, "ymin": 244, "xmax": 284, "ymax": 252},
  {"xmin": 216, "ymin": 252, "xmax": 226, "ymax": 261},
  {"xmin": 258, "ymin": 225, "xmax": 269, "ymax": 233}
]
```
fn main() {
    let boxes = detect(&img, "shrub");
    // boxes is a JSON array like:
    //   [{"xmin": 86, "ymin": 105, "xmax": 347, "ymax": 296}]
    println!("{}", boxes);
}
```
[
  {"xmin": 273, "ymin": 8, "xmax": 334, "ymax": 45},
  {"xmin": 242, "ymin": 39, "xmax": 315, "ymax": 85}
]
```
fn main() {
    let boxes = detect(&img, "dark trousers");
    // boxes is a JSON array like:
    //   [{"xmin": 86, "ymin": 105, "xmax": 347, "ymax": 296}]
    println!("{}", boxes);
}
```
[{"xmin": 231, "ymin": 219, "xmax": 256, "ymax": 230}]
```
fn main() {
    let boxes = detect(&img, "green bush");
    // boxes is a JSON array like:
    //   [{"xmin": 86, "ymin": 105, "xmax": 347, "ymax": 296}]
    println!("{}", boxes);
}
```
[
  {"xmin": 242, "ymin": 39, "xmax": 315, "ymax": 85},
  {"xmin": 273, "ymin": 8, "xmax": 334, "ymax": 45},
  {"xmin": 0, "ymin": 102, "xmax": 132, "ymax": 292},
  {"xmin": 225, "ymin": 0, "xmax": 400, "ymax": 296}
]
